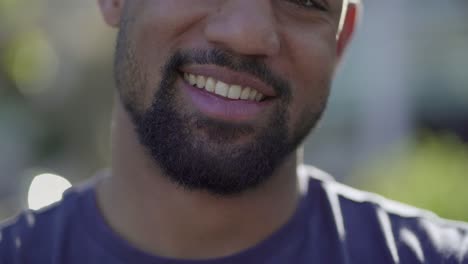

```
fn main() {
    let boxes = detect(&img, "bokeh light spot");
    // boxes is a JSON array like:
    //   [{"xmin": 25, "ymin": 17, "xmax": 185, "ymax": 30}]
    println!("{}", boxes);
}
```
[
  {"xmin": 27, "ymin": 173, "xmax": 72, "ymax": 210},
  {"xmin": 3, "ymin": 29, "xmax": 59, "ymax": 96}
]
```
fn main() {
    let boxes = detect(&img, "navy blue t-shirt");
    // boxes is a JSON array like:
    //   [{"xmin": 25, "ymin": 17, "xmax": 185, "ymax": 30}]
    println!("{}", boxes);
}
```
[{"xmin": 1, "ymin": 165, "xmax": 468, "ymax": 263}]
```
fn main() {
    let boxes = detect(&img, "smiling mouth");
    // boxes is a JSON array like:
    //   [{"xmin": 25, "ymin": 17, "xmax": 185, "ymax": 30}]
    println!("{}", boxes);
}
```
[{"xmin": 181, "ymin": 72, "xmax": 269, "ymax": 102}]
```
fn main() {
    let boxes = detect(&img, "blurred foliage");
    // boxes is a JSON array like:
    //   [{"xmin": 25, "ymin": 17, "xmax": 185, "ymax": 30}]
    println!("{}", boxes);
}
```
[
  {"xmin": 3, "ymin": 29, "xmax": 59, "ymax": 96},
  {"xmin": 0, "ymin": 0, "xmax": 114, "ymax": 219},
  {"xmin": 353, "ymin": 133, "xmax": 468, "ymax": 222}
]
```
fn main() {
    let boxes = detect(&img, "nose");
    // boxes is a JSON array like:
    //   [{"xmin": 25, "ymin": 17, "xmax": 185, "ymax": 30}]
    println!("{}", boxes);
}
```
[{"xmin": 204, "ymin": 0, "xmax": 281, "ymax": 57}]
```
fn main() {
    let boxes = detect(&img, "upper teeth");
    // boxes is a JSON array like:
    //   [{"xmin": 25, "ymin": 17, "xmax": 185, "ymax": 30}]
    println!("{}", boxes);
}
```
[{"xmin": 184, "ymin": 73, "xmax": 265, "ymax": 102}]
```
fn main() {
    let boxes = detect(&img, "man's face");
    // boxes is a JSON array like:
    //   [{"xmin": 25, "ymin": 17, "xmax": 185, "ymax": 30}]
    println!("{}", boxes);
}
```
[{"xmin": 112, "ymin": 0, "xmax": 345, "ymax": 195}]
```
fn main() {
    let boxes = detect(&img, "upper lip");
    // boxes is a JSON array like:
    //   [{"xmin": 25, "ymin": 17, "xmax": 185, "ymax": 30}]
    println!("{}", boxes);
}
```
[{"xmin": 179, "ymin": 65, "xmax": 277, "ymax": 97}]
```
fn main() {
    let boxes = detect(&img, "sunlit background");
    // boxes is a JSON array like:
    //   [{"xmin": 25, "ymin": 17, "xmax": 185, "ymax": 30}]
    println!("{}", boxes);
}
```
[{"xmin": 0, "ymin": 1, "xmax": 467, "ymax": 221}]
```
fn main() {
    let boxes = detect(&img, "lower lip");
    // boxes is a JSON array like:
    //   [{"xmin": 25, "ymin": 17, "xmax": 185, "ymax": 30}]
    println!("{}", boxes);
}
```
[{"xmin": 179, "ymin": 77, "xmax": 272, "ymax": 122}]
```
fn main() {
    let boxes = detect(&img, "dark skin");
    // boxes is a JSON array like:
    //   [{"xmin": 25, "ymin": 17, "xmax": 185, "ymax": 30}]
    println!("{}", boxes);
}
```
[{"xmin": 96, "ymin": 0, "xmax": 358, "ymax": 260}]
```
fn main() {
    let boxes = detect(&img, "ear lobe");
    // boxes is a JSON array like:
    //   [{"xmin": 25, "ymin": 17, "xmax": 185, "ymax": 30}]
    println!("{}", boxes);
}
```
[
  {"xmin": 336, "ymin": 3, "xmax": 359, "ymax": 58},
  {"xmin": 97, "ymin": 0, "xmax": 125, "ymax": 28}
]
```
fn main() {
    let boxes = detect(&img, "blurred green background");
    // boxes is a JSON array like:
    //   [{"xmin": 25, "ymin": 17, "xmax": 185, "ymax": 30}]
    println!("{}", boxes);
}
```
[{"xmin": 0, "ymin": 0, "xmax": 467, "ymax": 221}]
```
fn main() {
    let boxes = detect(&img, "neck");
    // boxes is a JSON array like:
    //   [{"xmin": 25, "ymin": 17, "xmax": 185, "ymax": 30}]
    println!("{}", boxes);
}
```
[{"xmin": 96, "ymin": 100, "xmax": 302, "ymax": 259}]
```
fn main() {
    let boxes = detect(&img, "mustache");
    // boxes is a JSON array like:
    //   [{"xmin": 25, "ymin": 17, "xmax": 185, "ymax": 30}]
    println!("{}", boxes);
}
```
[{"xmin": 162, "ymin": 49, "xmax": 292, "ymax": 102}]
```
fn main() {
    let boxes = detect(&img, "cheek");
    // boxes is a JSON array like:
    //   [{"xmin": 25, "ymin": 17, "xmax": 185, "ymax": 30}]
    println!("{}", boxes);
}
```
[
  {"xmin": 129, "ymin": 2, "xmax": 213, "ymax": 108},
  {"xmin": 281, "ymin": 28, "xmax": 337, "ymax": 135},
  {"xmin": 133, "ymin": 1, "xmax": 216, "ymax": 60}
]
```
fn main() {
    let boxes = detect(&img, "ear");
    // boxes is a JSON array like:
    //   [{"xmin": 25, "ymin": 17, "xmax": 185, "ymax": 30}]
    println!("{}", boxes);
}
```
[
  {"xmin": 336, "ymin": 3, "xmax": 360, "ymax": 58},
  {"xmin": 97, "ymin": 0, "xmax": 126, "ymax": 28}
]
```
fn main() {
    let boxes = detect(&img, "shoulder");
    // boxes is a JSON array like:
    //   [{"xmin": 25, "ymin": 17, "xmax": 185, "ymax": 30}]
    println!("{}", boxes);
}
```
[
  {"xmin": 0, "ymin": 183, "xmax": 92, "ymax": 263},
  {"xmin": 298, "ymin": 164, "xmax": 468, "ymax": 263}
]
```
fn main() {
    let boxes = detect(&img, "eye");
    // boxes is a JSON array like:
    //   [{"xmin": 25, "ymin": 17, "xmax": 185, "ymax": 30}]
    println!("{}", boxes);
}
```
[{"xmin": 287, "ymin": 0, "xmax": 328, "ymax": 11}]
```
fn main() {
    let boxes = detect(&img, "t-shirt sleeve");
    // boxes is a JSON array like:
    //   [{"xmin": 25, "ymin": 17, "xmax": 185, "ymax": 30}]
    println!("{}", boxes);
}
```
[
  {"xmin": 392, "ymin": 216, "xmax": 468, "ymax": 263},
  {"xmin": 0, "ymin": 214, "xmax": 28, "ymax": 264}
]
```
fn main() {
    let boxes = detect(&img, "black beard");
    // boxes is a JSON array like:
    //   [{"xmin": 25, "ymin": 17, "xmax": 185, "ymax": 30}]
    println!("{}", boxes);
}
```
[
  {"xmin": 133, "ymin": 82, "xmax": 290, "ymax": 196},
  {"xmin": 115, "ymin": 23, "xmax": 326, "ymax": 195}
]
